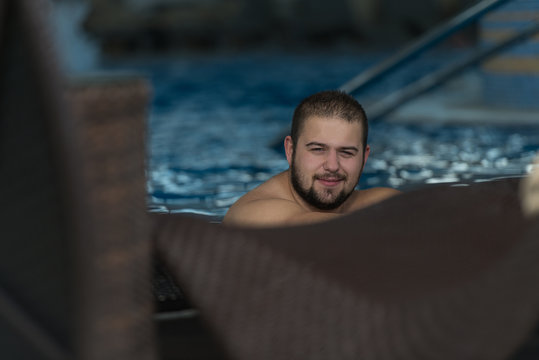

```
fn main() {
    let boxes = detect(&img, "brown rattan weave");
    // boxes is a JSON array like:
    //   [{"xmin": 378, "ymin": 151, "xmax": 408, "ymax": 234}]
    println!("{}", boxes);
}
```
[
  {"xmin": 155, "ymin": 178, "xmax": 539, "ymax": 360},
  {"xmin": 1, "ymin": 1, "xmax": 156, "ymax": 359}
]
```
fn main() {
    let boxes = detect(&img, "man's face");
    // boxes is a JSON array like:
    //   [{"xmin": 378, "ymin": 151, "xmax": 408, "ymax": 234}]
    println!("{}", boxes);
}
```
[{"xmin": 286, "ymin": 116, "xmax": 369, "ymax": 211}]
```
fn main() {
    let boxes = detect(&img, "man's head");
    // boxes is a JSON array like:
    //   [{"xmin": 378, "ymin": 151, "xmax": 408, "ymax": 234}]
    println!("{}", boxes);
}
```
[
  {"xmin": 290, "ymin": 90, "xmax": 368, "ymax": 151},
  {"xmin": 285, "ymin": 90, "xmax": 370, "ymax": 211}
]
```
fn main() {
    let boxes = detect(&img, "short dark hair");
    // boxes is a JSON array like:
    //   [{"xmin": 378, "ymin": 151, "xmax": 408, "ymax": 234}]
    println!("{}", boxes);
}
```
[{"xmin": 290, "ymin": 90, "xmax": 368, "ymax": 150}]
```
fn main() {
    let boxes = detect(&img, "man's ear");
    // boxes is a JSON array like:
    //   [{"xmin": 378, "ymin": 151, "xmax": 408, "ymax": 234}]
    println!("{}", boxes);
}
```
[
  {"xmin": 363, "ymin": 145, "xmax": 371, "ymax": 167},
  {"xmin": 284, "ymin": 136, "xmax": 294, "ymax": 166}
]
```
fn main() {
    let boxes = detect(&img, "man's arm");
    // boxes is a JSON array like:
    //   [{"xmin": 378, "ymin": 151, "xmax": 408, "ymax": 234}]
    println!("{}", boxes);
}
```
[{"xmin": 222, "ymin": 198, "xmax": 340, "ymax": 228}]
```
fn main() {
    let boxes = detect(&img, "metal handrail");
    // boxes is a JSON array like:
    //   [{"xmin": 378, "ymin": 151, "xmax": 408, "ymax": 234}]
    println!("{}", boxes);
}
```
[
  {"xmin": 367, "ymin": 20, "xmax": 539, "ymax": 121},
  {"xmin": 339, "ymin": 0, "xmax": 512, "ymax": 95},
  {"xmin": 269, "ymin": 0, "xmax": 516, "ymax": 150}
]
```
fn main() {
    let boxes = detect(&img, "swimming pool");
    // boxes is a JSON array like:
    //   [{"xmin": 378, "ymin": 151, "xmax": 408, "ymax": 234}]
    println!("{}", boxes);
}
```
[{"xmin": 102, "ymin": 51, "xmax": 539, "ymax": 219}]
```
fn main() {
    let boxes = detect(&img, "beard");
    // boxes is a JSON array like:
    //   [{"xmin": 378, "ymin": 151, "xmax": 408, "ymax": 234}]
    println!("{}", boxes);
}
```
[{"xmin": 290, "ymin": 157, "xmax": 356, "ymax": 211}]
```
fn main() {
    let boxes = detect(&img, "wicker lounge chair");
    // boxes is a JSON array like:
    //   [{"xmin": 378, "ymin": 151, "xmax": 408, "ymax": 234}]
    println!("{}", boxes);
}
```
[
  {"xmin": 0, "ymin": 1, "xmax": 155, "ymax": 359},
  {"xmin": 154, "ymin": 176, "xmax": 539, "ymax": 360}
]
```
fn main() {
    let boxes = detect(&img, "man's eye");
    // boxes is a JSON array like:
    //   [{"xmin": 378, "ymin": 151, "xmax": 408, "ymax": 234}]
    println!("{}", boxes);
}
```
[
  {"xmin": 311, "ymin": 148, "xmax": 324, "ymax": 152},
  {"xmin": 340, "ymin": 151, "xmax": 355, "ymax": 157}
]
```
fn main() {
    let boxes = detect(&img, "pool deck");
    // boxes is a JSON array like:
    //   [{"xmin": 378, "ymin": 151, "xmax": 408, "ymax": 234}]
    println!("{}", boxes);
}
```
[{"xmin": 382, "ymin": 72, "xmax": 539, "ymax": 126}]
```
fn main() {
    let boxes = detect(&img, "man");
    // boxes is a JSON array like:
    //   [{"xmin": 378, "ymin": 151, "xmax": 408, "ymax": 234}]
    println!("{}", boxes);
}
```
[{"xmin": 223, "ymin": 90, "xmax": 400, "ymax": 227}]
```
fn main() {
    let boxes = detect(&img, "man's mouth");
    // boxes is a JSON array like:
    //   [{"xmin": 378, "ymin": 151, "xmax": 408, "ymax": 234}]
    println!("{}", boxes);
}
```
[{"xmin": 315, "ymin": 176, "xmax": 345, "ymax": 187}]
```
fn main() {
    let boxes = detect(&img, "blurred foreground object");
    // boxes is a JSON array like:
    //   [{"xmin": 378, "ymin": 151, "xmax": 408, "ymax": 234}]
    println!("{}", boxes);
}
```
[
  {"xmin": 0, "ymin": 0, "xmax": 155, "ymax": 359},
  {"xmin": 155, "ymin": 177, "xmax": 539, "ymax": 360}
]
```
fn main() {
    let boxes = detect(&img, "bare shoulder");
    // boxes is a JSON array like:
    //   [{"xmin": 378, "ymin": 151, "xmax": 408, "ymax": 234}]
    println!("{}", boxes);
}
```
[
  {"xmin": 347, "ymin": 187, "xmax": 401, "ymax": 212},
  {"xmin": 223, "ymin": 197, "xmax": 306, "ymax": 227},
  {"xmin": 364, "ymin": 186, "xmax": 402, "ymax": 198},
  {"xmin": 228, "ymin": 171, "xmax": 289, "ymax": 207},
  {"xmin": 222, "ymin": 172, "xmax": 296, "ymax": 227}
]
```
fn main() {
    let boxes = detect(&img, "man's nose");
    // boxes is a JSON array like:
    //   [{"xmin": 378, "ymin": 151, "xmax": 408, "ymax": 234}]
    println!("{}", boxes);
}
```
[{"xmin": 323, "ymin": 151, "xmax": 339, "ymax": 172}]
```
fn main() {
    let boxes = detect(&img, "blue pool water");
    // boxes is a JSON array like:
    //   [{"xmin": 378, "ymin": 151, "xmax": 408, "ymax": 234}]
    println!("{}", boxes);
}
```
[{"xmin": 101, "ymin": 51, "xmax": 539, "ymax": 219}]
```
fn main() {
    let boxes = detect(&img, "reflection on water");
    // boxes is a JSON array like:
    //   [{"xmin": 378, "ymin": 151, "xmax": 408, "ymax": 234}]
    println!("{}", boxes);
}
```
[
  {"xmin": 149, "ymin": 122, "xmax": 539, "ymax": 218},
  {"xmin": 365, "ymin": 123, "xmax": 538, "ymax": 189},
  {"xmin": 102, "ymin": 52, "xmax": 539, "ymax": 218}
]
